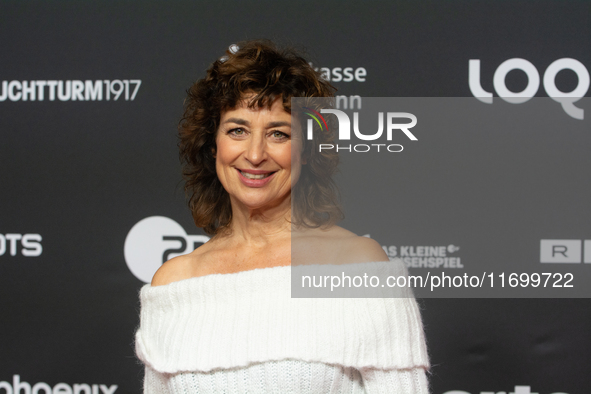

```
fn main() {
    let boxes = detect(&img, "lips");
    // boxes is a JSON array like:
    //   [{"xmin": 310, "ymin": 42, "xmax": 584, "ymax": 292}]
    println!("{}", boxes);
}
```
[
  {"xmin": 238, "ymin": 168, "xmax": 276, "ymax": 177},
  {"xmin": 239, "ymin": 170, "xmax": 274, "ymax": 180},
  {"xmin": 236, "ymin": 168, "xmax": 277, "ymax": 187}
]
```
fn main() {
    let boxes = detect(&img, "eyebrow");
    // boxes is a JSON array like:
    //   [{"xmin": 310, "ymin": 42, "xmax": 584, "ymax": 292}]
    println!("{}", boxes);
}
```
[{"xmin": 223, "ymin": 118, "xmax": 291, "ymax": 128}]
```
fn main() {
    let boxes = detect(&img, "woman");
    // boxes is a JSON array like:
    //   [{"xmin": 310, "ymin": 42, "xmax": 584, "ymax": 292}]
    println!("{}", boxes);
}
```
[{"xmin": 135, "ymin": 40, "xmax": 430, "ymax": 393}]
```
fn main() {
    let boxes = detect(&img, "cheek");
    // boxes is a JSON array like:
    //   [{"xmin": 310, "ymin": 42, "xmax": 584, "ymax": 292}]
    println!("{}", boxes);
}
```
[
  {"xmin": 214, "ymin": 156, "xmax": 224, "ymax": 188},
  {"xmin": 215, "ymin": 152, "xmax": 234, "ymax": 194},
  {"xmin": 290, "ymin": 148, "xmax": 301, "ymax": 169},
  {"xmin": 214, "ymin": 137, "xmax": 233, "ymax": 182},
  {"xmin": 215, "ymin": 137, "xmax": 236, "ymax": 166},
  {"xmin": 215, "ymin": 150, "xmax": 234, "ymax": 179},
  {"xmin": 289, "ymin": 137, "xmax": 305, "ymax": 168},
  {"xmin": 276, "ymin": 144, "xmax": 294, "ymax": 170},
  {"xmin": 290, "ymin": 158, "xmax": 303, "ymax": 189},
  {"xmin": 288, "ymin": 141, "xmax": 305, "ymax": 187}
]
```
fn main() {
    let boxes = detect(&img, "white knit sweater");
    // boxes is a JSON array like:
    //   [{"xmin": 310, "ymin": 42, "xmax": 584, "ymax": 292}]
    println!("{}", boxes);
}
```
[{"xmin": 135, "ymin": 263, "xmax": 430, "ymax": 393}]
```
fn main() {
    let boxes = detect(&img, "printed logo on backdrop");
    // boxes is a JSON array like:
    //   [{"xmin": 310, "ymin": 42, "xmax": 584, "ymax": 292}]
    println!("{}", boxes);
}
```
[
  {"xmin": 444, "ymin": 385, "xmax": 569, "ymax": 394},
  {"xmin": 540, "ymin": 239, "xmax": 591, "ymax": 263},
  {"xmin": 308, "ymin": 63, "xmax": 367, "ymax": 83},
  {"xmin": 223, "ymin": 45, "xmax": 367, "ymax": 83},
  {"xmin": 0, "ymin": 233, "xmax": 42, "ymax": 257},
  {"xmin": 0, "ymin": 375, "xmax": 117, "ymax": 394},
  {"xmin": 469, "ymin": 58, "xmax": 589, "ymax": 119},
  {"xmin": 0, "ymin": 80, "xmax": 141, "ymax": 102},
  {"xmin": 124, "ymin": 216, "xmax": 210, "ymax": 283},
  {"xmin": 382, "ymin": 243, "xmax": 463, "ymax": 269}
]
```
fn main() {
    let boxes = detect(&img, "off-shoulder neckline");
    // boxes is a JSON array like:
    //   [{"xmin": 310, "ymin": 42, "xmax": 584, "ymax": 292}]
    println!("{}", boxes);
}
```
[
  {"xmin": 142, "ymin": 259, "xmax": 400, "ymax": 291},
  {"xmin": 143, "ymin": 264, "xmax": 291, "ymax": 290}
]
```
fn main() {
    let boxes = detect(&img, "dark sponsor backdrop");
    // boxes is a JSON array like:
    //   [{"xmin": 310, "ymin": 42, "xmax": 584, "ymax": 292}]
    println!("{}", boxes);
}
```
[{"xmin": 1, "ymin": 1, "xmax": 590, "ymax": 394}]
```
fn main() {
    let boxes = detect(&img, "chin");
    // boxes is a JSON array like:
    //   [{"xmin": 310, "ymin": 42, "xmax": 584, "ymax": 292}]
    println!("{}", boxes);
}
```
[
  {"xmin": 241, "ymin": 199, "xmax": 277, "ymax": 210},
  {"xmin": 235, "ymin": 192, "xmax": 288, "ymax": 210}
]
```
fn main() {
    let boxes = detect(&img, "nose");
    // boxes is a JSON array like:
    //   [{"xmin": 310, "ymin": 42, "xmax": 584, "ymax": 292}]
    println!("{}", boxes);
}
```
[{"xmin": 244, "ymin": 132, "xmax": 267, "ymax": 166}]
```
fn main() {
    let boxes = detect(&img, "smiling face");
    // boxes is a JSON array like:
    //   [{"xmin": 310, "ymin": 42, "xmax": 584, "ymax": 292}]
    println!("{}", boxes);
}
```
[{"xmin": 215, "ymin": 97, "xmax": 303, "ymax": 213}]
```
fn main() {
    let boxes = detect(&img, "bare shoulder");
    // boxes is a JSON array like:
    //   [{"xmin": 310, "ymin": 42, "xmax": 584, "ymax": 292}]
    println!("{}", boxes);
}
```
[
  {"xmin": 310, "ymin": 225, "xmax": 389, "ymax": 264},
  {"xmin": 340, "ymin": 234, "xmax": 389, "ymax": 263},
  {"xmin": 150, "ymin": 241, "xmax": 216, "ymax": 287},
  {"xmin": 150, "ymin": 254, "xmax": 195, "ymax": 287}
]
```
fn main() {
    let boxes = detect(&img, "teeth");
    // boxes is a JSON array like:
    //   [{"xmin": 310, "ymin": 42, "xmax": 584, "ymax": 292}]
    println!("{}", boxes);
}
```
[{"xmin": 241, "ymin": 171, "xmax": 272, "ymax": 180}]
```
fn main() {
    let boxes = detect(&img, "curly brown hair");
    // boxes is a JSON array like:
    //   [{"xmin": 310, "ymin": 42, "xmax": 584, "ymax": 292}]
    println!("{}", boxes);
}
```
[{"xmin": 179, "ymin": 39, "xmax": 342, "ymax": 235}]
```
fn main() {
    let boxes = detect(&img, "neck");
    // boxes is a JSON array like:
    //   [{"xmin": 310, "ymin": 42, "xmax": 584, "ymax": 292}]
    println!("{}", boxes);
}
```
[{"xmin": 224, "ymin": 196, "xmax": 292, "ymax": 245}]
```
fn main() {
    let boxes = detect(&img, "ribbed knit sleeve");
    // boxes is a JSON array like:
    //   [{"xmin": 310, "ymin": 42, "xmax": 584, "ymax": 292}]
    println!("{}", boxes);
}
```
[
  {"xmin": 143, "ymin": 361, "xmax": 430, "ymax": 393},
  {"xmin": 360, "ymin": 367, "xmax": 429, "ymax": 394},
  {"xmin": 135, "ymin": 263, "xmax": 429, "ymax": 376}
]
